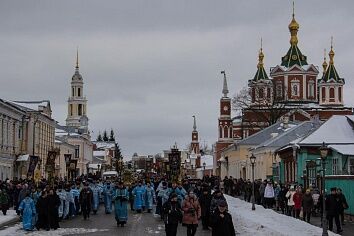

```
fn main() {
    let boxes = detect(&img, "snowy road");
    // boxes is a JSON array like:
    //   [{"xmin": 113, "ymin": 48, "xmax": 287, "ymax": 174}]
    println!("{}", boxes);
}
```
[{"xmin": 0, "ymin": 206, "xmax": 211, "ymax": 236}]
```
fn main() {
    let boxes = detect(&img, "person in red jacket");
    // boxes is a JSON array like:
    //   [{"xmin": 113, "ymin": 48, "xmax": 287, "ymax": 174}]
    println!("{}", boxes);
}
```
[{"xmin": 293, "ymin": 187, "xmax": 303, "ymax": 219}]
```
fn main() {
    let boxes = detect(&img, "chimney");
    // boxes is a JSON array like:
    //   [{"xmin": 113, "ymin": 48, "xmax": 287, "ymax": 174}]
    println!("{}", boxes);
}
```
[{"xmin": 283, "ymin": 115, "xmax": 289, "ymax": 129}]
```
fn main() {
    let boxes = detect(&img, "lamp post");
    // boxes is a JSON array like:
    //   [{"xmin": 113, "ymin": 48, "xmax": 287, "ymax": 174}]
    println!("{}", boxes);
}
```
[
  {"xmin": 319, "ymin": 142, "xmax": 329, "ymax": 236},
  {"xmin": 203, "ymin": 162, "xmax": 206, "ymax": 177},
  {"xmin": 250, "ymin": 153, "xmax": 256, "ymax": 211}
]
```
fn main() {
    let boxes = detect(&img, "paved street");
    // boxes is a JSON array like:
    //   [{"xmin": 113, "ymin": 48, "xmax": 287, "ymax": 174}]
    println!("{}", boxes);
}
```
[
  {"xmin": 60, "ymin": 206, "xmax": 210, "ymax": 236},
  {"xmin": 0, "ymin": 205, "xmax": 212, "ymax": 236}
]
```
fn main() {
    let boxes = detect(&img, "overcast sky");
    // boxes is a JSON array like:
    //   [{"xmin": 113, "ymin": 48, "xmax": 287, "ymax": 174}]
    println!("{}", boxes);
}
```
[{"xmin": 1, "ymin": 0, "xmax": 353, "ymax": 158}]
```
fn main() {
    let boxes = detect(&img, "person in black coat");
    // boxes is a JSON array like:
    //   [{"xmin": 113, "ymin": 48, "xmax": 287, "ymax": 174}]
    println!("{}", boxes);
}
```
[
  {"xmin": 210, "ymin": 200, "xmax": 235, "ymax": 236},
  {"xmin": 199, "ymin": 188, "xmax": 212, "ymax": 230},
  {"xmin": 36, "ymin": 190, "xmax": 49, "ymax": 231},
  {"xmin": 337, "ymin": 188, "xmax": 348, "ymax": 226},
  {"xmin": 325, "ymin": 187, "xmax": 342, "ymax": 233},
  {"xmin": 79, "ymin": 183, "xmax": 93, "ymax": 220},
  {"xmin": 162, "ymin": 193, "xmax": 183, "ymax": 236},
  {"xmin": 47, "ymin": 189, "xmax": 60, "ymax": 230}
]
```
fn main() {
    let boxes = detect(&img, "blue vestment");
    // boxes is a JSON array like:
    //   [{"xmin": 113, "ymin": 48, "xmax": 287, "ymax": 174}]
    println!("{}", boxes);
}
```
[
  {"xmin": 19, "ymin": 197, "xmax": 36, "ymax": 231},
  {"xmin": 114, "ymin": 187, "xmax": 129, "ymax": 222}
]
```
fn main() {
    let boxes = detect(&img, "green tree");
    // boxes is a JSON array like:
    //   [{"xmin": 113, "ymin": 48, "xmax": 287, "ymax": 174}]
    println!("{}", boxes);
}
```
[
  {"xmin": 103, "ymin": 130, "xmax": 109, "ymax": 141},
  {"xmin": 109, "ymin": 129, "xmax": 115, "ymax": 142},
  {"xmin": 115, "ymin": 142, "xmax": 123, "ymax": 160},
  {"xmin": 96, "ymin": 132, "xmax": 103, "ymax": 141}
]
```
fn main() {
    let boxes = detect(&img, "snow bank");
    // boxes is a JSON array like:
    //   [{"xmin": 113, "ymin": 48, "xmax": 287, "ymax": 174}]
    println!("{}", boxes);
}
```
[
  {"xmin": 0, "ymin": 210, "xmax": 18, "ymax": 226},
  {"xmin": 225, "ymin": 195, "xmax": 339, "ymax": 236},
  {"xmin": 0, "ymin": 224, "xmax": 109, "ymax": 236}
]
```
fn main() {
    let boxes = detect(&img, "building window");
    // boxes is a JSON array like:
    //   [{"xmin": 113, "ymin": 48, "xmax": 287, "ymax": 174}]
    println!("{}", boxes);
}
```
[
  {"xmin": 219, "ymin": 126, "xmax": 222, "ymax": 139},
  {"xmin": 75, "ymin": 145, "xmax": 80, "ymax": 158},
  {"xmin": 348, "ymin": 157, "xmax": 354, "ymax": 175},
  {"xmin": 308, "ymin": 80, "xmax": 315, "ymax": 98},
  {"xmin": 224, "ymin": 126, "xmax": 228, "ymax": 138},
  {"xmin": 291, "ymin": 80, "xmax": 300, "ymax": 97},
  {"xmin": 332, "ymin": 157, "xmax": 339, "ymax": 175},
  {"xmin": 322, "ymin": 87, "xmax": 326, "ymax": 102},
  {"xmin": 339, "ymin": 87, "xmax": 342, "ymax": 102},
  {"xmin": 70, "ymin": 104, "xmax": 73, "ymax": 116},
  {"xmin": 72, "ymin": 87, "xmax": 75, "ymax": 97},
  {"xmin": 258, "ymin": 88, "xmax": 264, "ymax": 99},
  {"xmin": 329, "ymin": 87, "xmax": 335, "ymax": 99},
  {"xmin": 78, "ymin": 104, "xmax": 82, "ymax": 116},
  {"xmin": 276, "ymin": 81, "xmax": 283, "ymax": 98},
  {"xmin": 267, "ymin": 87, "xmax": 271, "ymax": 99},
  {"xmin": 78, "ymin": 88, "xmax": 81, "ymax": 97}
]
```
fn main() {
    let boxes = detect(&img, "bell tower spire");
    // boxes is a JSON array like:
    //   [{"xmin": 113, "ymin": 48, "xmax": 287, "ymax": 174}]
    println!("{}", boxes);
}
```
[
  {"xmin": 221, "ymin": 70, "xmax": 229, "ymax": 98},
  {"xmin": 66, "ymin": 48, "xmax": 89, "ymax": 134},
  {"xmin": 76, "ymin": 47, "xmax": 79, "ymax": 69},
  {"xmin": 322, "ymin": 48, "xmax": 328, "ymax": 75}
]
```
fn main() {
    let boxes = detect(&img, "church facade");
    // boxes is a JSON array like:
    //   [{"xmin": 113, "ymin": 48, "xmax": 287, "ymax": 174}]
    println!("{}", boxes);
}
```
[{"xmin": 214, "ymin": 7, "xmax": 353, "ymax": 176}]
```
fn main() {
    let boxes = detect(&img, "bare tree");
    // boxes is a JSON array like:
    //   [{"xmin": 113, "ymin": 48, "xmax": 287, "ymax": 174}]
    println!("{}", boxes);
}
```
[{"xmin": 232, "ymin": 86, "xmax": 291, "ymax": 132}]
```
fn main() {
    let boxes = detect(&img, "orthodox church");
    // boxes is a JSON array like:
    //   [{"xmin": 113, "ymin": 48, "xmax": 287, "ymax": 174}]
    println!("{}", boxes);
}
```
[{"xmin": 214, "ymin": 6, "xmax": 352, "ymax": 173}]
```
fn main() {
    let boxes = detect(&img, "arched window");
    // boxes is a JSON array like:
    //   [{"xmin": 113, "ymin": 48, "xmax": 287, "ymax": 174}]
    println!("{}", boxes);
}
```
[
  {"xmin": 329, "ymin": 88, "xmax": 335, "ymax": 99},
  {"xmin": 78, "ymin": 88, "xmax": 81, "ymax": 97},
  {"xmin": 258, "ymin": 88, "xmax": 264, "ymax": 99},
  {"xmin": 276, "ymin": 81, "xmax": 283, "ymax": 98},
  {"xmin": 339, "ymin": 87, "xmax": 342, "ymax": 102},
  {"xmin": 78, "ymin": 104, "xmax": 82, "ymax": 116},
  {"xmin": 308, "ymin": 80, "xmax": 315, "ymax": 98},
  {"xmin": 291, "ymin": 80, "xmax": 300, "ymax": 97},
  {"xmin": 219, "ymin": 126, "xmax": 222, "ymax": 139},
  {"xmin": 224, "ymin": 126, "xmax": 229, "ymax": 138},
  {"xmin": 321, "ymin": 87, "xmax": 326, "ymax": 102},
  {"xmin": 229, "ymin": 127, "xmax": 232, "ymax": 138},
  {"xmin": 267, "ymin": 87, "xmax": 271, "ymax": 99},
  {"xmin": 72, "ymin": 87, "xmax": 75, "ymax": 97},
  {"xmin": 70, "ymin": 104, "xmax": 73, "ymax": 116},
  {"xmin": 251, "ymin": 88, "xmax": 255, "ymax": 103}
]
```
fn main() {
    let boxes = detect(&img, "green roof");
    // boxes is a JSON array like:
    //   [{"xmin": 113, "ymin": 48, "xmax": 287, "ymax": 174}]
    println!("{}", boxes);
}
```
[
  {"xmin": 281, "ymin": 44, "xmax": 308, "ymax": 67},
  {"xmin": 321, "ymin": 64, "xmax": 341, "ymax": 82},
  {"xmin": 252, "ymin": 66, "xmax": 269, "ymax": 81}
]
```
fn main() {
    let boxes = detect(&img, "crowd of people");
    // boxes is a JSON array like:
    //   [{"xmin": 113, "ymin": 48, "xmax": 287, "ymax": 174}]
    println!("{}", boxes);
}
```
[
  {"xmin": 222, "ymin": 176, "xmax": 349, "ymax": 234},
  {"xmin": 0, "ymin": 175, "xmax": 236, "ymax": 236}
]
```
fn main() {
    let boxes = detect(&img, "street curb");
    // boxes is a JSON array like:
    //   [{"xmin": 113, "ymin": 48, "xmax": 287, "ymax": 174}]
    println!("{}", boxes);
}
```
[{"xmin": 0, "ymin": 216, "xmax": 20, "ymax": 229}]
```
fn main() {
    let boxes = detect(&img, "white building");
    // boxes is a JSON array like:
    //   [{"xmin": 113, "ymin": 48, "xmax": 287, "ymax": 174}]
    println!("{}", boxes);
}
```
[{"xmin": 0, "ymin": 99, "xmax": 26, "ymax": 180}]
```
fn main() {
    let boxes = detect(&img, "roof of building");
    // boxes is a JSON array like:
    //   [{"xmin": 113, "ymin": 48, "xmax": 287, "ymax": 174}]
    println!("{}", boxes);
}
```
[
  {"xmin": 299, "ymin": 115, "xmax": 354, "ymax": 145},
  {"xmin": 93, "ymin": 141, "xmax": 116, "ymax": 150},
  {"xmin": 93, "ymin": 150, "xmax": 106, "ymax": 157},
  {"xmin": 237, "ymin": 120, "xmax": 299, "ymax": 146},
  {"xmin": 329, "ymin": 144, "xmax": 354, "ymax": 156},
  {"xmin": 253, "ymin": 121, "xmax": 318, "ymax": 151},
  {"xmin": 281, "ymin": 9, "xmax": 308, "ymax": 68},
  {"xmin": 10, "ymin": 100, "xmax": 50, "ymax": 112},
  {"xmin": 252, "ymin": 43, "xmax": 269, "ymax": 82},
  {"xmin": 320, "ymin": 42, "xmax": 344, "ymax": 83}
]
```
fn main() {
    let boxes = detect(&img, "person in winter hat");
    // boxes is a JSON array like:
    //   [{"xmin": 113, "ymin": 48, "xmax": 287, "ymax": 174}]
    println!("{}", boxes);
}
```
[{"xmin": 210, "ymin": 200, "xmax": 235, "ymax": 236}]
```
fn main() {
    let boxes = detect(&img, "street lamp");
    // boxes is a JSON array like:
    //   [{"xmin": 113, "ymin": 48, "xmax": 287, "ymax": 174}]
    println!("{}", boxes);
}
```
[
  {"xmin": 319, "ymin": 142, "xmax": 329, "ymax": 236},
  {"xmin": 203, "ymin": 162, "xmax": 206, "ymax": 177},
  {"xmin": 250, "ymin": 153, "xmax": 256, "ymax": 211}
]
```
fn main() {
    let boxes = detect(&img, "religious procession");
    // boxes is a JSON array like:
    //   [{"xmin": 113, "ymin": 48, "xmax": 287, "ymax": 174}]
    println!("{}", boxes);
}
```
[{"xmin": 0, "ymin": 173, "xmax": 235, "ymax": 236}]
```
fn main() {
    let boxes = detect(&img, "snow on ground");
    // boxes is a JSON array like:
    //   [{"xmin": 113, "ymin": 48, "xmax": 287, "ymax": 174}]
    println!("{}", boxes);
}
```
[
  {"xmin": 0, "ymin": 224, "xmax": 109, "ymax": 236},
  {"xmin": 225, "ymin": 195, "xmax": 339, "ymax": 236},
  {"xmin": 0, "ymin": 210, "xmax": 18, "ymax": 225}
]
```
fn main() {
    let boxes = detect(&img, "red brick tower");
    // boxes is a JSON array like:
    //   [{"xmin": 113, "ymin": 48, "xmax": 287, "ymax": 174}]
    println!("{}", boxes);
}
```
[
  {"xmin": 191, "ymin": 115, "xmax": 201, "ymax": 167},
  {"xmin": 215, "ymin": 71, "xmax": 233, "ymax": 175}
]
